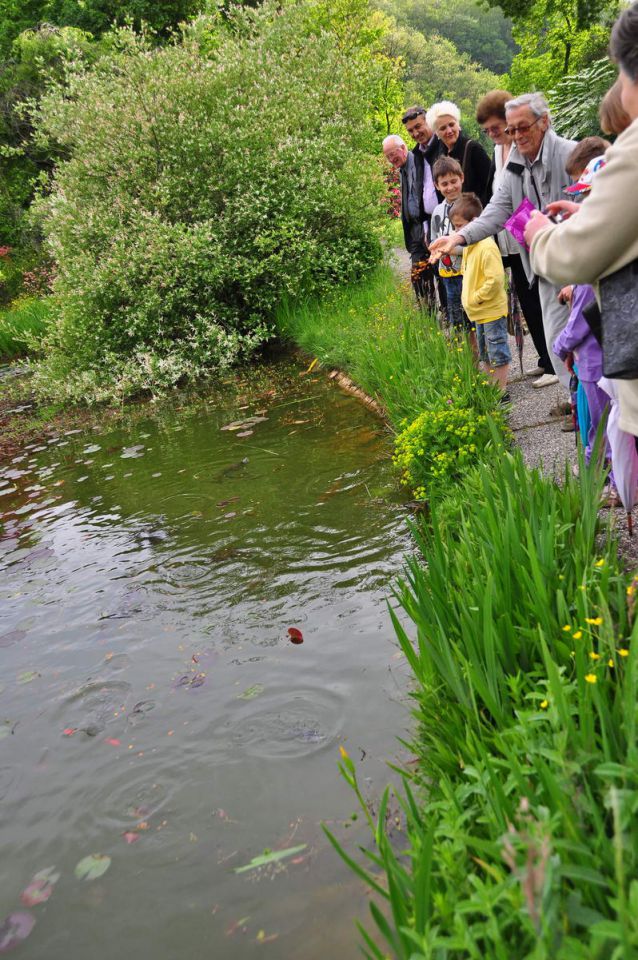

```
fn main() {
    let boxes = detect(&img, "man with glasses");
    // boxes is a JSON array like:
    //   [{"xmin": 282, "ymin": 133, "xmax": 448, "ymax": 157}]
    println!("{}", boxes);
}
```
[{"xmin": 430, "ymin": 93, "xmax": 577, "ymax": 389}]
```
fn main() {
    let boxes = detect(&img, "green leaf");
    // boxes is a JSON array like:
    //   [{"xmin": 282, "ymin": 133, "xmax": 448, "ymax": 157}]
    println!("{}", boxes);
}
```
[
  {"xmin": 234, "ymin": 844, "xmax": 306, "ymax": 874},
  {"xmin": 74, "ymin": 854, "xmax": 111, "ymax": 881}
]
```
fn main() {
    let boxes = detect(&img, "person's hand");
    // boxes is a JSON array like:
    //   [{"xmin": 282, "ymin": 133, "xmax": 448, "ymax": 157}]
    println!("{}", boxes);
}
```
[
  {"xmin": 558, "ymin": 285, "xmax": 573, "ymax": 305},
  {"xmin": 565, "ymin": 351, "xmax": 574, "ymax": 373},
  {"xmin": 428, "ymin": 250, "xmax": 442, "ymax": 264},
  {"xmin": 523, "ymin": 210, "xmax": 552, "ymax": 247},
  {"xmin": 429, "ymin": 233, "xmax": 464, "ymax": 256},
  {"xmin": 544, "ymin": 200, "xmax": 581, "ymax": 220}
]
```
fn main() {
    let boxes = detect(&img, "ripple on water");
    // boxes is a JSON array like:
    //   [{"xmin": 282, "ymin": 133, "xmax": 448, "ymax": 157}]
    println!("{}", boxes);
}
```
[
  {"xmin": 214, "ymin": 685, "xmax": 344, "ymax": 761},
  {"xmin": 52, "ymin": 679, "xmax": 132, "ymax": 737}
]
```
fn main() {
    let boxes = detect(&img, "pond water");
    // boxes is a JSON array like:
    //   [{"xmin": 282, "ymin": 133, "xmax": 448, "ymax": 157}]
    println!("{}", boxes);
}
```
[{"xmin": 0, "ymin": 358, "xmax": 411, "ymax": 959}]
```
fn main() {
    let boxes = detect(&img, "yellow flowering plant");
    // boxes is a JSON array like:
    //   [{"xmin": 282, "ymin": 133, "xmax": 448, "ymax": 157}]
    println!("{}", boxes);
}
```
[{"xmin": 393, "ymin": 406, "xmax": 503, "ymax": 501}]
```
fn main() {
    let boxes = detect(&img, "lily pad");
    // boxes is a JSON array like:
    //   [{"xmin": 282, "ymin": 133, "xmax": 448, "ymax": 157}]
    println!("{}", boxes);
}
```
[
  {"xmin": 234, "ymin": 844, "xmax": 307, "ymax": 874},
  {"xmin": 74, "ymin": 854, "xmax": 111, "ymax": 881},
  {"xmin": 237, "ymin": 683, "xmax": 264, "ymax": 700},
  {"xmin": 20, "ymin": 867, "xmax": 60, "ymax": 907},
  {"xmin": 0, "ymin": 912, "xmax": 35, "ymax": 953}
]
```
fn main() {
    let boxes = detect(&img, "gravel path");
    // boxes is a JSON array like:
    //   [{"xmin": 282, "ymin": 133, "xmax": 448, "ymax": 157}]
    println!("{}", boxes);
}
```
[{"xmin": 390, "ymin": 246, "xmax": 638, "ymax": 569}]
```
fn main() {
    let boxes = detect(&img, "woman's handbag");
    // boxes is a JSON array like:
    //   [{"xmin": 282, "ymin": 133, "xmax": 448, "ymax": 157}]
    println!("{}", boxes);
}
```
[{"xmin": 599, "ymin": 258, "xmax": 638, "ymax": 379}]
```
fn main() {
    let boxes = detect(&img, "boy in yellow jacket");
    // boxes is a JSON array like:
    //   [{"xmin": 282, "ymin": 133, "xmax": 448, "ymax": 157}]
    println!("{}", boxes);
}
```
[{"xmin": 450, "ymin": 192, "xmax": 511, "ymax": 393}]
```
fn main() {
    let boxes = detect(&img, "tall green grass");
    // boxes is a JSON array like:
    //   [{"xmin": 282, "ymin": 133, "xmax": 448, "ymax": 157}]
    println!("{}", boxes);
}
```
[
  {"xmin": 274, "ymin": 265, "xmax": 499, "ymax": 426},
  {"xmin": 327, "ymin": 449, "xmax": 638, "ymax": 959},
  {"xmin": 0, "ymin": 298, "xmax": 51, "ymax": 360}
]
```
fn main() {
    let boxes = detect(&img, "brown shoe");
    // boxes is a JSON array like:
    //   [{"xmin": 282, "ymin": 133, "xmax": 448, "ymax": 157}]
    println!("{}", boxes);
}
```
[{"xmin": 549, "ymin": 401, "xmax": 572, "ymax": 418}]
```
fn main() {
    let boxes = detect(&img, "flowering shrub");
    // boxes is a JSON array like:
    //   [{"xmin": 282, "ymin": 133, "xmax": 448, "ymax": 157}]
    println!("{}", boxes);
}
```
[
  {"xmin": 29, "ymin": 1, "xmax": 388, "ymax": 401},
  {"xmin": 381, "ymin": 168, "xmax": 401, "ymax": 218},
  {"xmin": 22, "ymin": 262, "xmax": 55, "ymax": 297},
  {"xmin": 393, "ymin": 406, "xmax": 501, "ymax": 501}
]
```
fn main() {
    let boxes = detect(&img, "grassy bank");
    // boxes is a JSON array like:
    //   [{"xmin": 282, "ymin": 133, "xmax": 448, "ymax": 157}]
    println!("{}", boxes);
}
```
[
  {"xmin": 0, "ymin": 297, "xmax": 51, "ymax": 360},
  {"xmin": 276, "ymin": 267, "xmax": 638, "ymax": 958}
]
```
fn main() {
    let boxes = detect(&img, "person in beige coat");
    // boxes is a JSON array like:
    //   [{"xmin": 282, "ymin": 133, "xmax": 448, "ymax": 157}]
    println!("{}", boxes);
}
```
[{"xmin": 525, "ymin": 1, "xmax": 638, "ymax": 436}]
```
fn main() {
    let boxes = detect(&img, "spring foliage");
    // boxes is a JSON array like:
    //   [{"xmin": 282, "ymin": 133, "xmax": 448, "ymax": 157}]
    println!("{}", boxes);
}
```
[{"xmin": 29, "ymin": 1, "xmax": 387, "ymax": 401}]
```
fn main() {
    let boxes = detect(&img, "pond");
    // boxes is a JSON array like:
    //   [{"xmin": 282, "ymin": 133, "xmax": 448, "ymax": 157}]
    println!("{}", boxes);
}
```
[{"xmin": 0, "ymin": 357, "xmax": 411, "ymax": 959}]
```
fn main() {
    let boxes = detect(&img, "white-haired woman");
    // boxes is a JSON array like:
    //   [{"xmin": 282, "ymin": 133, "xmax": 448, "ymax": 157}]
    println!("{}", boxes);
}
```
[{"xmin": 425, "ymin": 100, "xmax": 492, "ymax": 203}]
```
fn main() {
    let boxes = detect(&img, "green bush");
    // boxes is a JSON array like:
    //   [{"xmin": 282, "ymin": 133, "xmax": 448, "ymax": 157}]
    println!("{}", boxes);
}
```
[
  {"xmin": 30, "ymin": 1, "xmax": 389, "ymax": 402},
  {"xmin": 393, "ymin": 406, "xmax": 502, "ymax": 501}
]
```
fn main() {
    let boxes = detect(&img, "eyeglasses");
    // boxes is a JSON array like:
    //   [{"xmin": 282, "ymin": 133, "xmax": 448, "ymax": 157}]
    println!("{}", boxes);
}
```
[
  {"xmin": 402, "ymin": 110, "xmax": 425, "ymax": 123},
  {"xmin": 504, "ymin": 117, "xmax": 542, "ymax": 137},
  {"xmin": 481, "ymin": 123, "xmax": 504, "ymax": 136}
]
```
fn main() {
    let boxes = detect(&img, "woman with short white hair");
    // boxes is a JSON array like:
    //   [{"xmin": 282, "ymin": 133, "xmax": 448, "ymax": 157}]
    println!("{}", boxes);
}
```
[{"xmin": 425, "ymin": 100, "xmax": 492, "ymax": 203}]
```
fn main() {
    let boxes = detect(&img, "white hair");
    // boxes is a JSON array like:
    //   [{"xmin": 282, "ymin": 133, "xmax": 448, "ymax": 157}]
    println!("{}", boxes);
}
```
[
  {"xmin": 382, "ymin": 134, "xmax": 406, "ymax": 150},
  {"xmin": 426, "ymin": 101, "xmax": 461, "ymax": 130},
  {"xmin": 505, "ymin": 92, "xmax": 551, "ymax": 121}
]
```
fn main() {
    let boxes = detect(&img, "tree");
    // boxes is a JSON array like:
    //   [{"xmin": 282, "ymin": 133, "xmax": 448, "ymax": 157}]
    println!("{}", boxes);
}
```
[
  {"xmin": 374, "ymin": 0, "xmax": 518, "ymax": 75},
  {"xmin": 0, "ymin": 0, "xmax": 204, "ymax": 57}
]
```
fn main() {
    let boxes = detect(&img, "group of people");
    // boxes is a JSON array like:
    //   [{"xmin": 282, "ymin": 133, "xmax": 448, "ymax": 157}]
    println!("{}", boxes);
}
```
[{"xmin": 382, "ymin": 0, "xmax": 638, "ymax": 511}]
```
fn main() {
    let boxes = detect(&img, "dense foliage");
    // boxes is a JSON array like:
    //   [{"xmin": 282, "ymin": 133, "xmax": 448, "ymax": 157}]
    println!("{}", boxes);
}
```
[{"xmin": 28, "ymin": 1, "xmax": 388, "ymax": 400}]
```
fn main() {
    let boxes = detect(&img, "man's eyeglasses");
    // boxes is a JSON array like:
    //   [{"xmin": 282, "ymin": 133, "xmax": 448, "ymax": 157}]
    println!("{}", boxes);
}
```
[
  {"xmin": 402, "ymin": 109, "xmax": 425, "ymax": 123},
  {"xmin": 504, "ymin": 116, "xmax": 542, "ymax": 137}
]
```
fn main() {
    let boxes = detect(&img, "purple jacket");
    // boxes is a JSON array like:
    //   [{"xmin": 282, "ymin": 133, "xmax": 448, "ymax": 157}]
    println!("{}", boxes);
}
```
[{"xmin": 553, "ymin": 284, "xmax": 602, "ymax": 382}]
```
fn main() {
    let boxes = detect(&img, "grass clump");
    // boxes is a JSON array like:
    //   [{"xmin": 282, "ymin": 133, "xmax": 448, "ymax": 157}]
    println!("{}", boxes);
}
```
[{"xmin": 0, "ymin": 298, "xmax": 51, "ymax": 359}]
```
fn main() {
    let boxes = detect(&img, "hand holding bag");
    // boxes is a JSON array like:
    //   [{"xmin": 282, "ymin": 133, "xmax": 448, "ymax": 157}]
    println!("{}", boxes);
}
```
[{"xmin": 599, "ymin": 258, "xmax": 638, "ymax": 379}]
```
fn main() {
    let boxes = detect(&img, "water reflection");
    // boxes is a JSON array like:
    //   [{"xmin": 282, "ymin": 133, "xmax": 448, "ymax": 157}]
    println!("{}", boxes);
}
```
[{"xmin": 0, "ymin": 360, "xmax": 410, "ymax": 959}]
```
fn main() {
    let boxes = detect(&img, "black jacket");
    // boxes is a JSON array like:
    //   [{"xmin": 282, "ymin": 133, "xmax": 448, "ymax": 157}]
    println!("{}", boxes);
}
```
[{"xmin": 426, "ymin": 131, "xmax": 492, "ymax": 205}]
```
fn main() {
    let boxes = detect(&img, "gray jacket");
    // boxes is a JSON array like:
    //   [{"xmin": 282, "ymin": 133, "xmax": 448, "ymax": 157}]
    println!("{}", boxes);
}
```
[{"xmin": 459, "ymin": 128, "xmax": 577, "ymax": 283}]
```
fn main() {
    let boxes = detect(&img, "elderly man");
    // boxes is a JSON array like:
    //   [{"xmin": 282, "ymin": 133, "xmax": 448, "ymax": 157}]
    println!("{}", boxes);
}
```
[
  {"xmin": 430, "ymin": 93, "xmax": 577, "ymax": 390},
  {"xmin": 382, "ymin": 133, "xmax": 433, "ymax": 304}
]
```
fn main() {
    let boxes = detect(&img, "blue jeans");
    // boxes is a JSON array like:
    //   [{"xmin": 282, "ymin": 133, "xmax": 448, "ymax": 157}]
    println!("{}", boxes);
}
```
[
  {"xmin": 441, "ymin": 275, "xmax": 472, "ymax": 332},
  {"xmin": 476, "ymin": 316, "xmax": 511, "ymax": 367}
]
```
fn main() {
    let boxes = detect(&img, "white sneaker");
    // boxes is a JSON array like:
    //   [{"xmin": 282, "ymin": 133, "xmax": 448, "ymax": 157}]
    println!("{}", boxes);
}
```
[
  {"xmin": 532, "ymin": 373, "xmax": 559, "ymax": 388},
  {"xmin": 525, "ymin": 365, "xmax": 545, "ymax": 377}
]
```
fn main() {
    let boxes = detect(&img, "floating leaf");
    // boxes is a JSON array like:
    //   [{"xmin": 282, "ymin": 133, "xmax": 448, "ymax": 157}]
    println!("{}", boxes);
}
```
[
  {"xmin": 234, "ymin": 844, "xmax": 307, "ymax": 874},
  {"xmin": 20, "ymin": 868, "xmax": 59, "ymax": 907},
  {"xmin": 74, "ymin": 854, "xmax": 111, "ymax": 881},
  {"xmin": 287, "ymin": 627, "xmax": 303, "ymax": 644},
  {"xmin": 122, "ymin": 832, "xmax": 139, "ymax": 845},
  {"xmin": 236, "ymin": 430, "xmax": 253, "ymax": 438},
  {"xmin": 237, "ymin": 683, "xmax": 264, "ymax": 701},
  {"xmin": 17, "ymin": 671, "xmax": 39, "ymax": 685},
  {"xmin": 104, "ymin": 738, "xmax": 121, "ymax": 747},
  {"xmin": 62, "ymin": 728, "xmax": 77, "ymax": 737},
  {"xmin": 0, "ymin": 912, "xmax": 35, "ymax": 953}
]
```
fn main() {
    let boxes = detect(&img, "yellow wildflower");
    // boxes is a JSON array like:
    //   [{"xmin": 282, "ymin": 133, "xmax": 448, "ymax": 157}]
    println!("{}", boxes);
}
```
[
  {"xmin": 595, "ymin": 558, "xmax": 605, "ymax": 568},
  {"xmin": 608, "ymin": 659, "xmax": 614, "ymax": 668},
  {"xmin": 562, "ymin": 625, "xmax": 572, "ymax": 632},
  {"xmin": 585, "ymin": 617, "xmax": 603, "ymax": 625},
  {"xmin": 540, "ymin": 700, "xmax": 549, "ymax": 709},
  {"xmin": 627, "ymin": 585, "xmax": 635, "ymax": 597},
  {"xmin": 573, "ymin": 630, "xmax": 583, "ymax": 640},
  {"xmin": 585, "ymin": 674, "xmax": 597, "ymax": 684},
  {"xmin": 618, "ymin": 649, "xmax": 630, "ymax": 657},
  {"xmin": 589, "ymin": 651, "xmax": 600, "ymax": 660}
]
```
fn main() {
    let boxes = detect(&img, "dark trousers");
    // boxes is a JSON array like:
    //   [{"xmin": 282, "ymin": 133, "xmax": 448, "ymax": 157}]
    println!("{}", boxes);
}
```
[{"xmin": 504, "ymin": 254, "xmax": 553, "ymax": 374}]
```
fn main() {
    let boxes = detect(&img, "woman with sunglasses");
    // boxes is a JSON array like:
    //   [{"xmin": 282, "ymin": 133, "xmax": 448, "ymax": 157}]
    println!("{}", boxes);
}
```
[
  {"xmin": 475, "ymin": 90, "xmax": 554, "ymax": 385},
  {"xmin": 425, "ymin": 100, "xmax": 492, "ymax": 204}
]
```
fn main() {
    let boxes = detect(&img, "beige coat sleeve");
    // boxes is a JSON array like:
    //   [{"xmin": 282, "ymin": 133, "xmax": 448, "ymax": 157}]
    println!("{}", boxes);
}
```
[{"xmin": 530, "ymin": 119, "xmax": 638, "ymax": 288}]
